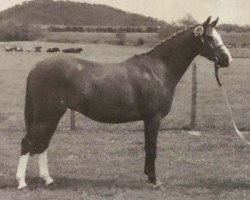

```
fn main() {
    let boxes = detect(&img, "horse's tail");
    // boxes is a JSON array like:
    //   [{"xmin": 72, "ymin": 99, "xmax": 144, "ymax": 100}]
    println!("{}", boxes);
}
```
[{"xmin": 24, "ymin": 73, "xmax": 33, "ymax": 130}]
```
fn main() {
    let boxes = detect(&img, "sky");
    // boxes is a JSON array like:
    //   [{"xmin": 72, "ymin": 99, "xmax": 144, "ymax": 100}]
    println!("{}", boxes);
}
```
[{"xmin": 0, "ymin": 0, "xmax": 249, "ymax": 25}]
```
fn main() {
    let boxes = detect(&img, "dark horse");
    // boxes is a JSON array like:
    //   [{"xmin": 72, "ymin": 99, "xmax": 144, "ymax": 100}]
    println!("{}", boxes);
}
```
[{"xmin": 16, "ymin": 17, "xmax": 232, "ymax": 189}]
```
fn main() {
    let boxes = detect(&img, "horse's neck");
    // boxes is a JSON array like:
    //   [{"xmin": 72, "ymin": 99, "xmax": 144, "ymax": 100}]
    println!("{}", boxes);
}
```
[{"xmin": 147, "ymin": 33, "xmax": 198, "ymax": 85}]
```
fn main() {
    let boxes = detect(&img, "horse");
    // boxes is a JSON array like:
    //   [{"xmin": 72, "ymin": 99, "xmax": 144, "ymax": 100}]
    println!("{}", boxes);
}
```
[
  {"xmin": 16, "ymin": 17, "xmax": 232, "ymax": 189},
  {"xmin": 62, "ymin": 47, "xmax": 83, "ymax": 53}
]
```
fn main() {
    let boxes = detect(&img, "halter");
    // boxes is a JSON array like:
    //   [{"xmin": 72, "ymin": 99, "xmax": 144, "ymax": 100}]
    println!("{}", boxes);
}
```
[
  {"xmin": 201, "ymin": 36, "xmax": 226, "ymax": 55},
  {"xmin": 200, "ymin": 34, "xmax": 226, "ymax": 87},
  {"xmin": 214, "ymin": 57, "xmax": 221, "ymax": 87},
  {"xmin": 212, "ymin": 44, "xmax": 227, "ymax": 87}
]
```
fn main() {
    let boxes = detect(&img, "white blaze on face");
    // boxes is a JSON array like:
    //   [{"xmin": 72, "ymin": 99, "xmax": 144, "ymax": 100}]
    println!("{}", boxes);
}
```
[{"xmin": 212, "ymin": 29, "xmax": 233, "ymax": 63}]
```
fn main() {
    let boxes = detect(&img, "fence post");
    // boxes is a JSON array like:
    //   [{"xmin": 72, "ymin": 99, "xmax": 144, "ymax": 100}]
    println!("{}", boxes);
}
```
[
  {"xmin": 70, "ymin": 110, "xmax": 76, "ymax": 130},
  {"xmin": 191, "ymin": 63, "xmax": 197, "ymax": 129}
]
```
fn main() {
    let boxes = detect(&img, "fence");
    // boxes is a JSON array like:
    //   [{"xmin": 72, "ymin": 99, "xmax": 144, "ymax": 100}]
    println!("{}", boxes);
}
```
[{"xmin": 69, "ymin": 63, "xmax": 198, "ymax": 130}]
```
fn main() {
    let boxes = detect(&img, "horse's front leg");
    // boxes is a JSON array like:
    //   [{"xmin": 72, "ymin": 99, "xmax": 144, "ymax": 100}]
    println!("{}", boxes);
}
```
[{"xmin": 143, "ymin": 115, "xmax": 161, "ymax": 187}]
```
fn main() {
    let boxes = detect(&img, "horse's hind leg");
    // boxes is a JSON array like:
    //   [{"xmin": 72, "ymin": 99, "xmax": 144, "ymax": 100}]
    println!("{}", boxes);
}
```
[
  {"xmin": 39, "ymin": 149, "xmax": 54, "ymax": 185},
  {"xmin": 16, "ymin": 108, "xmax": 65, "ymax": 189},
  {"xmin": 16, "ymin": 153, "xmax": 30, "ymax": 189}
]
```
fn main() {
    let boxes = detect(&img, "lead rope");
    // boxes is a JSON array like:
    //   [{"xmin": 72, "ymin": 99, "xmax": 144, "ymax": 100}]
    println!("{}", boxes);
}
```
[{"xmin": 214, "ymin": 58, "xmax": 250, "ymax": 145}]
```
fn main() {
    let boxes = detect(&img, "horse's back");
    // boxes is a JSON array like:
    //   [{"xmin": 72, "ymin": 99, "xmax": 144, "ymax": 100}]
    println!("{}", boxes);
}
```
[{"xmin": 28, "ymin": 55, "xmax": 174, "ymax": 123}]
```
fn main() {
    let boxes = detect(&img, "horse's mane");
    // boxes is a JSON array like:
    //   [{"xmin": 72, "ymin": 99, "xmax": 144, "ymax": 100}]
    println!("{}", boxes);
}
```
[{"xmin": 153, "ymin": 24, "xmax": 198, "ymax": 49}]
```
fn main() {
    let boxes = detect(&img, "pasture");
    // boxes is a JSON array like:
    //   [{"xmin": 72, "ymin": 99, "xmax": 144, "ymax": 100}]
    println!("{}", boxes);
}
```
[{"xmin": 0, "ymin": 42, "xmax": 249, "ymax": 199}]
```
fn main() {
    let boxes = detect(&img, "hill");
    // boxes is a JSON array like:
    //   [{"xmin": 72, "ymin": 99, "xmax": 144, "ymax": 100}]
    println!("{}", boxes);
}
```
[{"xmin": 0, "ymin": 0, "xmax": 166, "ymax": 27}]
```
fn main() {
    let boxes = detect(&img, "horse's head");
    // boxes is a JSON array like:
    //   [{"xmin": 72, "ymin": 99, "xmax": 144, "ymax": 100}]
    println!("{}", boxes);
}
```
[{"xmin": 194, "ymin": 16, "xmax": 232, "ymax": 67}]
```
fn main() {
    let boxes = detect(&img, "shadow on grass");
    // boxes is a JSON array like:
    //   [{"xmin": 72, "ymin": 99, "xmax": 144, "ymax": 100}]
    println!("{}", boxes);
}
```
[
  {"xmin": 179, "ymin": 177, "xmax": 250, "ymax": 191},
  {"xmin": 2, "ymin": 176, "xmax": 249, "ymax": 193},
  {"xmin": 1, "ymin": 176, "xmax": 146, "ymax": 191}
]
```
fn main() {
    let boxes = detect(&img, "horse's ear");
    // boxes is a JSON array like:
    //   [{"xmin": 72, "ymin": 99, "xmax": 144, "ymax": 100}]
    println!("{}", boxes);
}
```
[
  {"xmin": 210, "ymin": 17, "xmax": 219, "ymax": 27},
  {"xmin": 194, "ymin": 26, "xmax": 204, "ymax": 37},
  {"xmin": 202, "ymin": 16, "xmax": 211, "ymax": 28}
]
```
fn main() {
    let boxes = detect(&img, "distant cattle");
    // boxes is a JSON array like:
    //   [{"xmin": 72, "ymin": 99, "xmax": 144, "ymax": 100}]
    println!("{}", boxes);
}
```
[
  {"xmin": 62, "ymin": 48, "xmax": 83, "ymax": 53},
  {"xmin": 226, "ymin": 43, "xmax": 237, "ymax": 48},
  {"xmin": 47, "ymin": 47, "xmax": 60, "ymax": 53},
  {"xmin": 34, "ymin": 46, "xmax": 42, "ymax": 52},
  {"xmin": 27, "ymin": 46, "xmax": 42, "ymax": 52},
  {"xmin": 5, "ymin": 46, "xmax": 23, "ymax": 52},
  {"xmin": 241, "ymin": 43, "xmax": 249, "ymax": 48}
]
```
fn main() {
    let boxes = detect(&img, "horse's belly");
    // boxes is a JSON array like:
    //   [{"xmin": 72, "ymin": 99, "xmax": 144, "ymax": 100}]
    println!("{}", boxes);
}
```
[
  {"xmin": 76, "ymin": 102, "xmax": 141, "ymax": 123},
  {"xmin": 69, "ymin": 90, "xmax": 141, "ymax": 123}
]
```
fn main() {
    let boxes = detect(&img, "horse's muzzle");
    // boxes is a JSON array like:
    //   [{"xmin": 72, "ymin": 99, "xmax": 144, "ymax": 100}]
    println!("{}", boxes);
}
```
[{"xmin": 218, "ymin": 53, "xmax": 231, "ymax": 68}]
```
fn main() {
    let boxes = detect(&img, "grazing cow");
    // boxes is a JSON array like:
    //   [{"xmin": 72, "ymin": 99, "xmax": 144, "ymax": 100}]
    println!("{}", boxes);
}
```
[
  {"xmin": 226, "ymin": 43, "xmax": 237, "ymax": 48},
  {"xmin": 75, "ymin": 48, "xmax": 83, "ymax": 53},
  {"xmin": 16, "ymin": 46, "xmax": 23, "ymax": 52},
  {"xmin": 5, "ymin": 46, "xmax": 14, "ymax": 52},
  {"xmin": 5, "ymin": 46, "xmax": 23, "ymax": 52},
  {"xmin": 26, "ymin": 48, "xmax": 32, "ymax": 52},
  {"xmin": 62, "ymin": 48, "xmax": 83, "ymax": 53},
  {"xmin": 34, "ymin": 46, "xmax": 42, "ymax": 52},
  {"xmin": 47, "ymin": 47, "xmax": 60, "ymax": 53},
  {"xmin": 241, "ymin": 43, "xmax": 250, "ymax": 48},
  {"xmin": 27, "ymin": 46, "xmax": 42, "ymax": 52}
]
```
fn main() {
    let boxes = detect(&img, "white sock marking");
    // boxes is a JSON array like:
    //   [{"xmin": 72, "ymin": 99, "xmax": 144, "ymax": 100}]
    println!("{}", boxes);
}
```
[
  {"xmin": 16, "ymin": 153, "xmax": 30, "ymax": 189},
  {"xmin": 39, "ymin": 150, "xmax": 54, "ymax": 185}
]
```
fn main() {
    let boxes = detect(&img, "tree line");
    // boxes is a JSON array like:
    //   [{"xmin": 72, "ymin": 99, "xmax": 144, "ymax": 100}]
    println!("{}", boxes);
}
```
[
  {"xmin": 0, "ymin": 14, "xmax": 250, "ymax": 42},
  {"xmin": 48, "ymin": 26, "xmax": 159, "ymax": 33}
]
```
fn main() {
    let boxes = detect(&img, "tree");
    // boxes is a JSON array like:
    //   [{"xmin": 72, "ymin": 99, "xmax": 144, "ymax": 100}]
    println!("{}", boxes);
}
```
[
  {"xmin": 115, "ymin": 31, "xmax": 126, "ymax": 45},
  {"xmin": 177, "ymin": 14, "xmax": 198, "ymax": 27},
  {"xmin": 157, "ymin": 24, "xmax": 180, "ymax": 39},
  {"xmin": 0, "ymin": 20, "xmax": 42, "ymax": 41}
]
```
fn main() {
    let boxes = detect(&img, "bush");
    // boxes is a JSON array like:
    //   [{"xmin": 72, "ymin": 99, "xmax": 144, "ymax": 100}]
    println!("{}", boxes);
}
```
[
  {"xmin": 137, "ymin": 37, "xmax": 145, "ymax": 46},
  {"xmin": 0, "ymin": 20, "xmax": 42, "ymax": 41},
  {"xmin": 115, "ymin": 31, "xmax": 126, "ymax": 45}
]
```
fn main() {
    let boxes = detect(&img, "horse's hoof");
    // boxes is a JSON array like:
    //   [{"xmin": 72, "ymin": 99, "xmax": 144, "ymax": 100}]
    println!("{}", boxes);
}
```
[
  {"xmin": 47, "ymin": 181, "xmax": 58, "ymax": 190},
  {"xmin": 147, "ymin": 180, "xmax": 163, "ymax": 189},
  {"xmin": 45, "ymin": 178, "xmax": 54, "ymax": 186},
  {"xmin": 153, "ymin": 180, "xmax": 162, "ymax": 189},
  {"xmin": 17, "ymin": 182, "xmax": 27, "ymax": 190}
]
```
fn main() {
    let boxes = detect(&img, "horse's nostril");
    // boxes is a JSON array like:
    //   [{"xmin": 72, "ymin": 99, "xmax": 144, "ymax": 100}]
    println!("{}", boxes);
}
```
[
  {"xmin": 222, "ymin": 54, "xmax": 228, "ymax": 59},
  {"xmin": 223, "ymin": 53, "xmax": 233, "ymax": 64},
  {"xmin": 218, "ymin": 54, "xmax": 230, "ymax": 67},
  {"xmin": 222, "ymin": 54, "xmax": 230, "ymax": 63}
]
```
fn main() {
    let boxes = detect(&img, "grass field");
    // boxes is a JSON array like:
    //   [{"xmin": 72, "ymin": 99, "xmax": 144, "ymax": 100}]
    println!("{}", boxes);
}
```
[
  {"xmin": 0, "ymin": 42, "xmax": 249, "ymax": 199},
  {"xmin": 42, "ymin": 31, "xmax": 159, "ymax": 46}
]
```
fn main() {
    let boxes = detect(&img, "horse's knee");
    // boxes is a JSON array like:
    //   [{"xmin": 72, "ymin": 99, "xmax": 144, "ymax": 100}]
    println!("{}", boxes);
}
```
[
  {"xmin": 32, "ymin": 141, "xmax": 50, "ymax": 155},
  {"xmin": 21, "ymin": 134, "xmax": 51, "ymax": 156}
]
